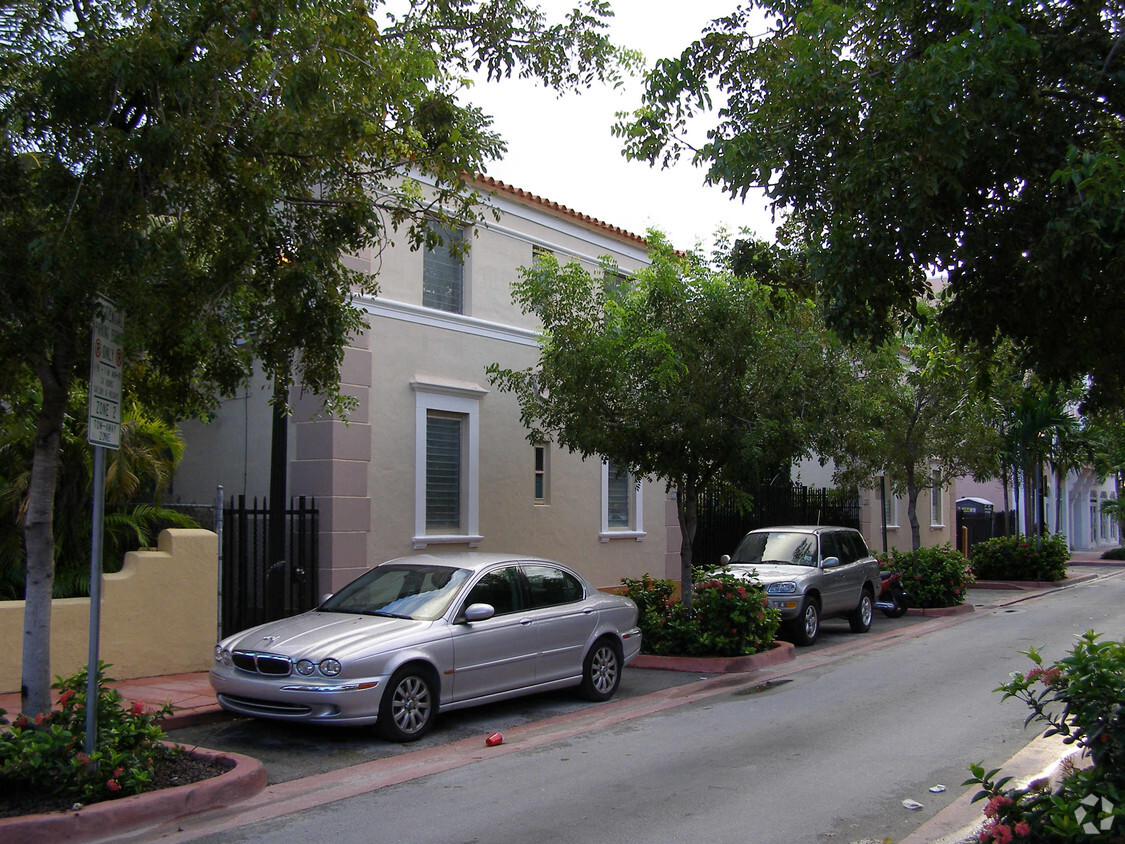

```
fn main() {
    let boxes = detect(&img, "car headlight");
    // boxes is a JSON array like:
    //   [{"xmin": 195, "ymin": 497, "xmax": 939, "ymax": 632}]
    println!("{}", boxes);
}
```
[
  {"xmin": 765, "ymin": 581, "xmax": 798, "ymax": 595},
  {"xmin": 319, "ymin": 658, "xmax": 342, "ymax": 677},
  {"xmin": 295, "ymin": 659, "xmax": 315, "ymax": 676},
  {"xmin": 214, "ymin": 645, "xmax": 232, "ymax": 665}
]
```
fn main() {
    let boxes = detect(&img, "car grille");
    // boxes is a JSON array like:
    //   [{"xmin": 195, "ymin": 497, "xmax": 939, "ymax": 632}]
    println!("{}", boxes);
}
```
[
  {"xmin": 218, "ymin": 694, "xmax": 312, "ymax": 717},
  {"xmin": 232, "ymin": 651, "xmax": 292, "ymax": 676}
]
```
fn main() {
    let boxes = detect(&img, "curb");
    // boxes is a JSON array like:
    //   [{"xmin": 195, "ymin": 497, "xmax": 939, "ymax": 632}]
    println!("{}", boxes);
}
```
[
  {"xmin": 0, "ymin": 745, "xmax": 266, "ymax": 844},
  {"xmin": 901, "ymin": 732, "xmax": 1075, "ymax": 844},
  {"xmin": 629, "ymin": 641, "xmax": 795, "ymax": 674},
  {"xmin": 906, "ymin": 603, "xmax": 975, "ymax": 617}
]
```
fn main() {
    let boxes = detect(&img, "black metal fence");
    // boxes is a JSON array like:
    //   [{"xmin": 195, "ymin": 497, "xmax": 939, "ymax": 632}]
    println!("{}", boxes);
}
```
[
  {"xmin": 221, "ymin": 496, "xmax": 319, "ymax": 637},
  {"xmin": 692, "ymin": 483, "xmax": 861, "ymax": 568}
]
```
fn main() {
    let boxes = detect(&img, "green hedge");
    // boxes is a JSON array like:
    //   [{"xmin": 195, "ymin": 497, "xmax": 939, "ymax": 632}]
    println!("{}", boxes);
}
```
[
  {"xmin": 877, "ymin": 544, "xmax": 973, "ymax": 608},
  {"xmin": 971, "ymin": 534, "xmax": 1069, "ymax": 582},
  {"xmin": 621, "ymin": 570, "xmax": 781, "ymax": 657}
]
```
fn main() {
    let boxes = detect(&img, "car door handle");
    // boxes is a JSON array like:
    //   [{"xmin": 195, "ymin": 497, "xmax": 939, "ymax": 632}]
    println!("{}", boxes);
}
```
[
  {"xmin": 583, "ymin": 608, "xmax": 594, "ymax": 615},
  {"xmin": 520, "ymin": 618, "xmax": 533, "ymax": 626}
]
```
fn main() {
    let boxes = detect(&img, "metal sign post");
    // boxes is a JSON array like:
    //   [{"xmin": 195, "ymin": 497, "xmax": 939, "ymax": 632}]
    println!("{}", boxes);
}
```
[{"xmin": 85, "ymin": 295, "xmax": 123, "ymax": 754}]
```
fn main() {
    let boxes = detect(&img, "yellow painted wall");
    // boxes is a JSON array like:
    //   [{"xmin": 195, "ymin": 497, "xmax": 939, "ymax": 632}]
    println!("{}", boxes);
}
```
[{"xmin": 0, "ymin": 529, "xmax": 217, "ymax": 694}]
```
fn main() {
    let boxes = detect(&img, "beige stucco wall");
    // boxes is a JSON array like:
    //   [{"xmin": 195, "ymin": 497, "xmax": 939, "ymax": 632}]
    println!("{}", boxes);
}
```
[
  {"xmin": 860, "ymin": 483, "xmax": 957, "ymax": 555},
  {"xmin": 0, "ymin": 529, "xmax": 217, "ymax": 695},
  {"xmin": 171, "ymin": 181, "xmax": 675, "ymax": 601}
]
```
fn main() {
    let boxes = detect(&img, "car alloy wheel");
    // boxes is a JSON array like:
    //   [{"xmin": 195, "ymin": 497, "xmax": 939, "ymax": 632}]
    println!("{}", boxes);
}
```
[
  {"xmin": 792, "ymin": 598, "xmax": 819, "ymax": 646},
  {"xmin": 379, "ymin": 669, "xmax": 436, "ymax": 742},
  {"xmin": 850, "ymin": 589, "xmax": 873, "ymax": 633},
  {"xmin": 580, "ymin": 639, "xmax": 622, "ymax": 701}
]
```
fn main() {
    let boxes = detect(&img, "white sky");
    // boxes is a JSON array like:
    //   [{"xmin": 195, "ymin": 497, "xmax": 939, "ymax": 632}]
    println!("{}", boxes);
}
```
[{"xmin": 461, "ymin": 0, "xmax": 779, "ymax": 251}]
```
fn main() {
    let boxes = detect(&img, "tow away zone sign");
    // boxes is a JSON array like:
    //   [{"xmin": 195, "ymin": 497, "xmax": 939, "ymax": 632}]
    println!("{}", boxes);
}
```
[{"xmin": 88, "ymin": 295, "xmax": 124, "ymax": 449}]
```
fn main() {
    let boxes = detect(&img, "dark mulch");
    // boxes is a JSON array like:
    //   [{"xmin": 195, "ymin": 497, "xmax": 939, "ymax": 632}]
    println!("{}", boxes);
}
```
[{"xmin": 0, "ymin": 749, "xmax": 231, "ymax": 819}]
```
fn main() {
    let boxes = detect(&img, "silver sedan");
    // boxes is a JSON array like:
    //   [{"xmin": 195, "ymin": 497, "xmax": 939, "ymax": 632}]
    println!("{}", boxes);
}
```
[{"xmin": 210, "ymin": 552, "xmax": 642, "ymax": 741}]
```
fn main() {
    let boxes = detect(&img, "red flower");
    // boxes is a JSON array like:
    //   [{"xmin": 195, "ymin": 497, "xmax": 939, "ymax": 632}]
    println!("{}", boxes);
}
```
[
  {"xmin": 34, "ymin": 712, "xmax": 46, "ymax": 726},
  {"xmin": 58, "ymin": 689, "xmax": 75, "ymax": 707},
  {"xmin": 113, "ymin": 766, "xmax": 125, "ymax": 778},
  {"xmin": 992, "ymin": 823, "xmax": 1013, "ymax": 844},
  {"xmin": 1014, "ymin": 822, "xmax": 1030, "ymax": 838},
  {"xmin": 75, "ymin": 752, "xmax": 91, "ymax": 766},
  {"xmin": 984, "ymin": 795, "xmax": 1013, "ymax": 818},
  {"xmin": 129, "ymin": 701, "xmax": 145, "ymax": 716},
  {"xmin": 13, "ymin": 715, "xmax": 30, "ymax": 729},
  {"xmin": 106, "ymin": 779, "xmax": 122, "ymax": 792}
]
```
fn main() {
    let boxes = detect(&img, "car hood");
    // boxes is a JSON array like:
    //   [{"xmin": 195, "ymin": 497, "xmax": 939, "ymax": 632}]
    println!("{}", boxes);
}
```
[
  {"xmin": 727, "ymin": 563, "xmax": 814, "ymax": 584},
  {"xmin": 221, "ymin": 612, "xmax": 439, "ymax": 662}
]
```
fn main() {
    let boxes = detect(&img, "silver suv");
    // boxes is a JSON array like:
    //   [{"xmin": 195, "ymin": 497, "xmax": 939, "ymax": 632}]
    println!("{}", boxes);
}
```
[{"xmin": 720, "ymin": 526, "xmax": 880, "ymax": 646}]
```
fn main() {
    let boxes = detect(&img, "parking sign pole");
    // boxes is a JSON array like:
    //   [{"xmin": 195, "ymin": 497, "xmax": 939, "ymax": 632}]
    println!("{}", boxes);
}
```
[
  {"xmin": 85, "ymin": 296, "xmax": 123, "ymax": 754},
  {"xmin": 84, "ymin": 446, "xmax": 106, "ymax": 754}
]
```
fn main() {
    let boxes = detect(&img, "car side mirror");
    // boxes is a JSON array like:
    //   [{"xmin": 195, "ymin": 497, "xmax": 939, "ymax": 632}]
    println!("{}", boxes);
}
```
[
  {"xmin": 463, "ymin": 603, "xmax": 496, "ymax": 623},
  {"xmin": 822, "ymin": 556, "xmax": 841, "ymax": 569},
  {"xmin": 319, "ymin": 593, "xmax": 333, "ymax": 604},
  {"xmin": 719, "ymin": 554, "xmax": 731, "ymax": 565}
]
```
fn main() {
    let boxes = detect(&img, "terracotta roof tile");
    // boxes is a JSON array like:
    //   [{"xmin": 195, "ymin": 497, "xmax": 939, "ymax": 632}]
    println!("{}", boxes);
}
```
[{"xmin": 470, "ymin": 174, "xmax": 649, "ymax": 249}]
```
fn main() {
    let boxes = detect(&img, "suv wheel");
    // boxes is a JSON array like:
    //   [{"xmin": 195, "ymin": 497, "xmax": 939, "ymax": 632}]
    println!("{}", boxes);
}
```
[
  {"xmin": 790, "ymin": 597, "xmax": 819, "ymax": 646},
  {"xmin": 849, "ymin": 588, "xmax": 873, "ymax": 633}
]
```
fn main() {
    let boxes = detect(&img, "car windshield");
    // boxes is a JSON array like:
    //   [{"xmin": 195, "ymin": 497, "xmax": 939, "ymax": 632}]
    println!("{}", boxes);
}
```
[
  {"xmin": 730, "ymin": 532, "xmax": 818, "ymax": 567},
  {"xmin": 320, "ymin": 564, "xmax": 471, "ymax": 620}
]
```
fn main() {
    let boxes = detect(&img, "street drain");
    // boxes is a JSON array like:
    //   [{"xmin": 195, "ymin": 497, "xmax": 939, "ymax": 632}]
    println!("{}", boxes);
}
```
[{"xmin": 732, "ymin": 678, "xmax": 793, "ymax": 696}]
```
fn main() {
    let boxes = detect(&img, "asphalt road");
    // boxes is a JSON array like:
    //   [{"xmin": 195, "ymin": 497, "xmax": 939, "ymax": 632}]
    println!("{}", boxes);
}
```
[
  {"xmin": 146, "ymin": 571, "xmax": 1125, "ymax": 844},
  {"xmin": 155, "ymin": 572, "xmax": 1122, "ymax": 843},
  {"xmin": 167, "ymin": 606, "xmax": 934, "ymax": 784}
]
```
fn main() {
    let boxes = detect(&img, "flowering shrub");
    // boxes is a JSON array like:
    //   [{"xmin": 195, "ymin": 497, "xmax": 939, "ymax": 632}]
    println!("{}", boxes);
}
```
[
  {"xmin": 971, "ymin": 535, "xmax": 1070, "ymax": 582},
  {"xmin": 965, "ymin": 631, "xmax": 1125, "ymax": 842},
  {"xmin": 0, "ymin": 662, "xmax": 177, "ymax": 804},
  {"xmin": 876, "ymin": 544, "xmax": 974, "ymax": 608},
  {"xmin": 621, "ymin": 570, "xmax": 780, "ymax": 657}
]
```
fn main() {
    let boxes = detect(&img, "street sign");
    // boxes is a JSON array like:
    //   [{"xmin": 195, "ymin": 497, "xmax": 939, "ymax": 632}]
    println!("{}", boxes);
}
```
[{"xmin": 87, "ymin": 295, "xmax": 124, "ymax": 450}]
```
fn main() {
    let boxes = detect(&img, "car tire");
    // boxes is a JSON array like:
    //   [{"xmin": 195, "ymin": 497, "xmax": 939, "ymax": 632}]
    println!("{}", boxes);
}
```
[
  {"xmin": 579, "ymin": 638, "xmax": 622, "ymax": 702},
  {"xmin": 377, "ymin": 667, "xmax": 437, "ymax": 742},
  {"xmin": 849, "ymin": 588, "xmax": 874, "ymax": 633},
  {"xmin": 790, "ymin": 597, "xmax": 819, "ymax": 646}
]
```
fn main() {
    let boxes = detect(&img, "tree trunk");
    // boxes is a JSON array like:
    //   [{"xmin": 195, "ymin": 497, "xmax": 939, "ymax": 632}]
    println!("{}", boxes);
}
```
[
  {"xmin": 1000, "ymin": 462, "xmax": 1012, "ymax": 536},
  {"xmin": 1053, "ymin": 465, "xmax": 1064, "ymax": 536},
  {"xmin": 675, "ymin": 480, "xmax": 698, "ymax": 609},
  {"xmin": 22, "ymin": 360, "xmax": 73, "ymax": 715},
  {"xmin": 1116, "ymin": 472, "xmax": 1123, "ymax": 544},
  {"xmin": 905, "ymin": 464, "xmax": 921, "ymax": 550}
]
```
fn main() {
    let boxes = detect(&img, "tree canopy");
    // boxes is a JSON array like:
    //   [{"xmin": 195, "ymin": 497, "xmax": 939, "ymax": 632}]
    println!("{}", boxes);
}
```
[
  {"xmin": 827, "ymin": 314, "xmax": 1001, "ymax": 549},
  {"xmin": 617, "ymin": 0, "xmax": 1125, "ymax": 407},
  {"xmin": 1, "ymin": 0, "xmax": 629, "ymax": 713},
  {"xmin": 488, "ymin": 231, "xmax": 849, "ymax": 601}
]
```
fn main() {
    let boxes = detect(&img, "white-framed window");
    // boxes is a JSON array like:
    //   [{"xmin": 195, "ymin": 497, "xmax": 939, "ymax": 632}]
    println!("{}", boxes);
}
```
[
  {"xmin": 878, "ymin": 476, "xmax": 898, "ymax": 528},
  {"xmin": 930, "ymin": 467, "xmax": 944, "ymax": 527},
  {"xmin": 412, "ymin": 380, "xmax": 485, "ymax": 548},
  {"xmin": 600, "ymin": 460, "xmax": 644, "ymax": 542},
  {"xmin": 425, "ymin": 412, "xmax": 463, "ymax": 531},
  {"xmin": 423, "ymin": 220, "xmax": 466, "ymax": 314},
  {"xmin": 534, "ymin": 444, "xmax": 550, "ymax": 504}
]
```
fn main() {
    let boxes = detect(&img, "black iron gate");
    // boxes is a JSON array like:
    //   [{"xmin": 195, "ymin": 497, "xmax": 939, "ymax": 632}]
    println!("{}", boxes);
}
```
[
  {"xmin": 692, "ymin": 483, "xmax": 862, "ymax": 568},
  {"xmin": 221, "ymin": 495, "xmax": 319, "ymax": 637}
]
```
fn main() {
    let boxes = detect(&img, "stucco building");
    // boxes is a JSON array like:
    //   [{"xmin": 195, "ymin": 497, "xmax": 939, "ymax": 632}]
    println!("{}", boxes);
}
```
[{"xmin": 172, "ymin": 176, "xmax": 678, "ymax": 596}]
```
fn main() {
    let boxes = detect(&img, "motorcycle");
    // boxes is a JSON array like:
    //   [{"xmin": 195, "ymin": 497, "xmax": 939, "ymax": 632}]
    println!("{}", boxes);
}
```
[{"xmin": 875, "ymin": 569, "xmax": 910, "ymax": 618}]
